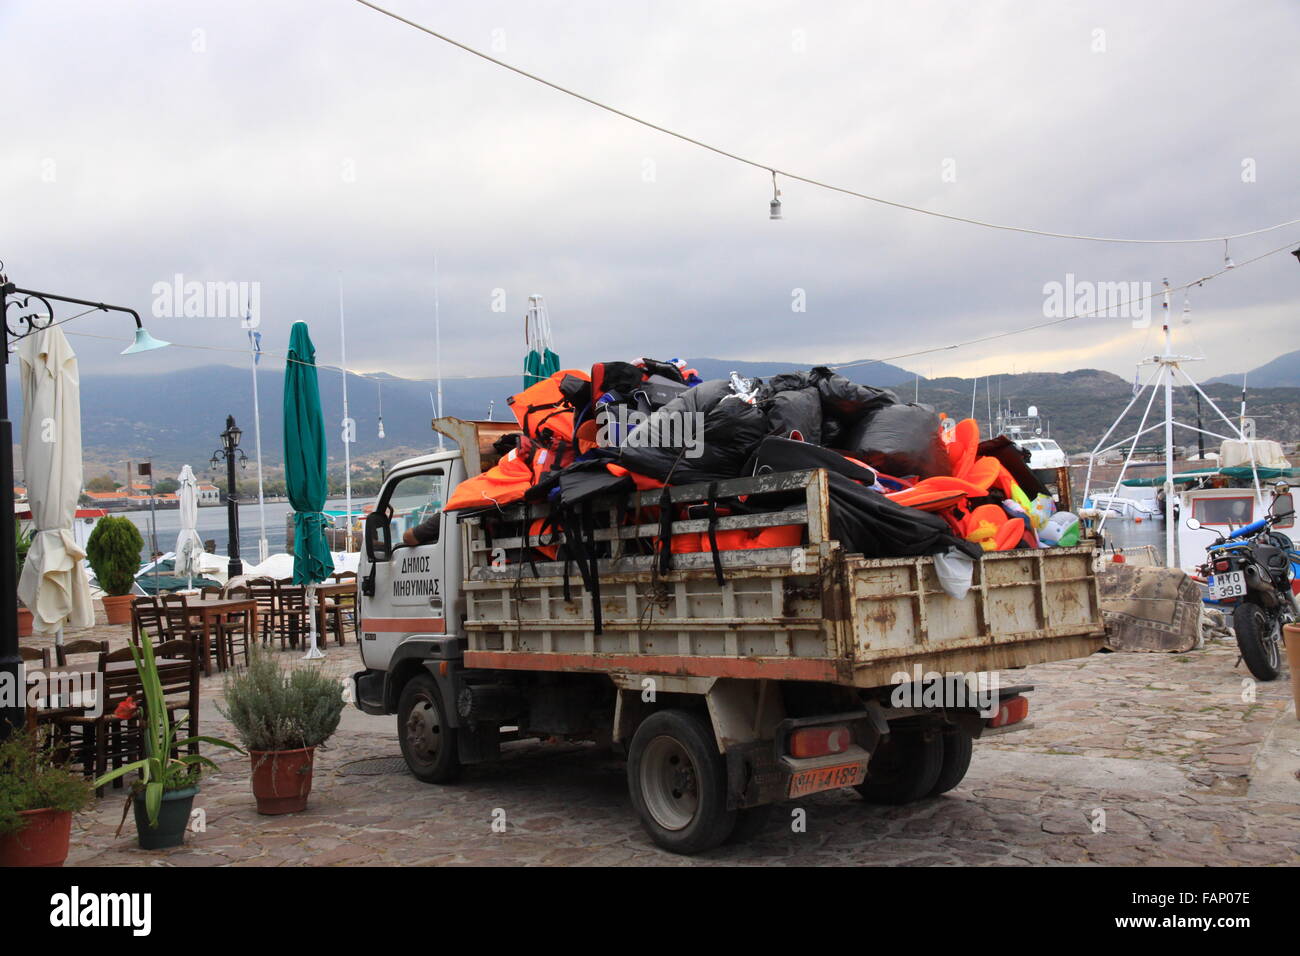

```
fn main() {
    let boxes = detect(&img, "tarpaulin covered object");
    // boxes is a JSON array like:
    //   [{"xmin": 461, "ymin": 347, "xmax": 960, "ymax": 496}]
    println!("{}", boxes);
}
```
[{"xmin": 283, "ymin": 321, "xmax": 335, "ymax": 586}]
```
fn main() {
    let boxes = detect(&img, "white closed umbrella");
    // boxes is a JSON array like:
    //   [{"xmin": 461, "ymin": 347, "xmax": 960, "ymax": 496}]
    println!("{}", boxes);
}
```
[
  {"xmin": 16, "ymin": 325, "xmax": 94, "ymax": 639},
  {"xmin": 174, "ymin": 464, "xmax": 204, "ymax": 590}
]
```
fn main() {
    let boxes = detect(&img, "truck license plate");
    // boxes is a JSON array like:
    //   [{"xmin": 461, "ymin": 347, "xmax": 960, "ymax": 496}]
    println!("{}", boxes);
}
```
[
  {"xmin": 1208, "ymin": 570, "xmax": 1246, "ymax": 599},
  {"xmin": 787, "ymin": 761, "xmax": 866, "ymax": 798}
]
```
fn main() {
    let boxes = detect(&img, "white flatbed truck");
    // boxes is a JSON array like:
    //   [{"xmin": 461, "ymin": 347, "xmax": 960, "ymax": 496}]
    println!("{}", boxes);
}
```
[{"xmin": 350, "ymin": 418, "xmax": 1104, "ymax": 853}]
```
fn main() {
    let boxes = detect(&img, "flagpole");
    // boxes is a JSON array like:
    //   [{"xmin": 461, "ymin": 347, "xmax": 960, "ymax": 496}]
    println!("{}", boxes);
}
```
[
  {"xmin": 247, "ymin": 313, "xmax": 269, "ymax": 564},
  {"xmin": 434, "ymin": 255, "xmax": 444, "ymax": 450},
  {"xmin": 339, "ymin": 277, "xmax": 354, "ymax": 552}
]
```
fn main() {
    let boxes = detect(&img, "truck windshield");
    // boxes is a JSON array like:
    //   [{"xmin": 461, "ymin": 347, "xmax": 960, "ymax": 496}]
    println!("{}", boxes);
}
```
[{"xmin": 387, "ymin": 471, "xmax": 446, "ymax": 541}]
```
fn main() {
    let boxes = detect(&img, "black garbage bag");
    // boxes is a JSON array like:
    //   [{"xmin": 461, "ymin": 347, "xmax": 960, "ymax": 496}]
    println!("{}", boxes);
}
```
[
  {"xmin": 825, "ymin": 471, "xmax": 981, "ymax": 559},
  {"xmin": 766, "ymin": 386, "xmax": 822, "ymax": 444},
  {"xmin": 620, "ymin": 380, "xmax": 767, "ymax": 483},
  {"xmin": 843, "ymin": 403, "xmax": 948, "ymax": 478},
  {"xmin": 809, "ymin": 367, "xmax": 897, "ymax": 426}
]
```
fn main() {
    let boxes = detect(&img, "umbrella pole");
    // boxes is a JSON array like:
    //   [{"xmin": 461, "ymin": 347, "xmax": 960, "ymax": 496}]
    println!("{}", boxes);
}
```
[{"xmin": 302, "ymin": 583, "xmax": 324, "ymax": 660}]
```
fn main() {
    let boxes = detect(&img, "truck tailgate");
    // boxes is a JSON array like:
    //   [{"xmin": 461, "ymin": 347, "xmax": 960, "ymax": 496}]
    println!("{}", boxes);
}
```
[{"xmin": 847, "ymin": 546, "xmax": 1104, "ymax": 686}]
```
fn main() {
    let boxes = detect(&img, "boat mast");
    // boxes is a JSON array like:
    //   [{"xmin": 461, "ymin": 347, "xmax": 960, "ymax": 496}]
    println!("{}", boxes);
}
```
[{"xmin": 339, "ymin": 277, "xmax": 353, "ymax": 552}]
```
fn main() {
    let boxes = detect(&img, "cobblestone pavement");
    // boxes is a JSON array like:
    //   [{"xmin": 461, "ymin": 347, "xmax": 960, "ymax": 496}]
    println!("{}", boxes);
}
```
[{"xmin": 23, "ymin": 612, "xmax": 1300, "ymax": 866}]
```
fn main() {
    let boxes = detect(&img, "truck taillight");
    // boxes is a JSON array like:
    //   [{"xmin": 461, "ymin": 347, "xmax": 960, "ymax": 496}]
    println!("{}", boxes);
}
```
[
  {"xmin": 989, "ymin": 696, "xmax": 1029, "ymax": 728},
  {"xmin": 789, "ymin": 726, "xmax": 852, "ymax": 758}
]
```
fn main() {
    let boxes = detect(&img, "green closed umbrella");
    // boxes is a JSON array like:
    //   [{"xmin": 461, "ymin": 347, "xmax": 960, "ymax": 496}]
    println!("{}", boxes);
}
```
[
  {"xmin": 284, "ymin": 321, "xmax": 334, "ymax": 659},
  {"xmin": 523, "ymin": 294, "xmax": 559, "ymax": 388}
]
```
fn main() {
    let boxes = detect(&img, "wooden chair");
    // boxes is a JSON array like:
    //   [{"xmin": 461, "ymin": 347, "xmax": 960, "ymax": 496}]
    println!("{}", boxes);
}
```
[
  {"xmin": 132, "ymin": 595, "xmax": 168, "ymax": 646},
  {"xmin": 216, "ymin": 584, "xmax": 253, "ymax": 667},
  {"xmin": 159, "ymin": 593, "xmax": 221, "ymax": 672},
  {"xmin": 276, "ymin": 584, "xmax": 310, "ymax": 648},
  {"xmin": 57, "ymin": 647, "xmax": 145, "ymax": 793},
  {"xmin": 154, "ymin": 639, "xmax": 200, "ymax": 754},
  {"xmin": 323, "ymin": 586, "xmax": 356, "ymax": 646},
  {"xmin": 247, "ymin": 579, "xmax": 279, "ymax": 647},
  {"xmin": 55, "ymin": 639, "xmax": 108, "ymax": 668},
  {"xmin": 19, "ymin": 645, "xmax": 50, "ymax": 668}
]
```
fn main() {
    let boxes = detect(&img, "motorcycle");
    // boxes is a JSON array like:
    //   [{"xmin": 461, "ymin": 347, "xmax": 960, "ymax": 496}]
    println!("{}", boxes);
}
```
[{"xmin": 1188, "ymin": 484, "xmax": 1298, "ymax": 681}]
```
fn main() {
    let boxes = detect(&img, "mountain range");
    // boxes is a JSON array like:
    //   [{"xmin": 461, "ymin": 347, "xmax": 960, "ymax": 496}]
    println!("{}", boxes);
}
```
[
  {"xmin": 9, "ymin": 355, "xmax": 1299, "ymax": 481},
  {"xmin": 1207, "ymin": 348, "xmax": 1300, "ymax": 388}
]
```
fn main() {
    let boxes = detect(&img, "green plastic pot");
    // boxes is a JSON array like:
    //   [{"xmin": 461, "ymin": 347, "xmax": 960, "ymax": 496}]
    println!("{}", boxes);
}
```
[{"xmin": 132, "ymin": 786, "xmax": 197, "ymax": 850}]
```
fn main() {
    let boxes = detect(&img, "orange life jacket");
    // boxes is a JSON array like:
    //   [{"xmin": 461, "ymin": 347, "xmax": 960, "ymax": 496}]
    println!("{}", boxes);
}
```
[
  {"xmin": 507, "ymin": 369, "xmax": 588, "ymax": 446},
  {"xmin": 443, "ymin": 446, "xmax": 535, "ymax": 512}
]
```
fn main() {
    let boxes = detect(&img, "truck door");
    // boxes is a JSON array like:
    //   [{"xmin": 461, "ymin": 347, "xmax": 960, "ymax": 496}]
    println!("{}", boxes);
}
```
[{"xmin": 358, "ymin": 465, "xmax": 452, "ymax": 670}]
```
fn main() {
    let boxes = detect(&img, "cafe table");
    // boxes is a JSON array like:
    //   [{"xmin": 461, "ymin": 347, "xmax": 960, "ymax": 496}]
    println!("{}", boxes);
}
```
[{"xmin": 179, "ymin": 596, "xmax": 259, "ymax": 675}]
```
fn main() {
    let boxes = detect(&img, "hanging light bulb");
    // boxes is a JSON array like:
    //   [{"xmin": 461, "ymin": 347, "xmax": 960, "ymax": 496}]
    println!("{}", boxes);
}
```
[
  {"xmin": 1182, "ymin": 291, "xmax": 1192, "ymax": 325},
  {"xmin": 1223, "ymin": 239, "xmax": 1235, "ymax": 270},
  {"xmin": 376, "ymin": 380, "xmax": 385, "ymax": 439},
  {"xmin": 769, "ymin": 170, "xmax": 782, "ymax": 220},
  {"xmin": 377, "ymin": 415, "xmax": 385, "ymax": 440}
]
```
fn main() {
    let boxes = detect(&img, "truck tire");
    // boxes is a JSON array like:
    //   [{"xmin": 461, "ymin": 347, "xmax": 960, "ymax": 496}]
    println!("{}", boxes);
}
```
[
  {"xmin": 397, "ymin": 673, "xmax": 461, "ymax": 783},
  {"xmin": 1232, "ymin": 603, "xmax": 1282, "ymax": 681},
  {"xmin": 855, "ymin": 725, "xmax": 942, "ymax": 805},
  {"xmin": 627, "ymin": 709, "xmax": 736, "ymax": 854},
  {"xmin": 928, "ymin": 726, "xmax": 973, "ymax": 796}
]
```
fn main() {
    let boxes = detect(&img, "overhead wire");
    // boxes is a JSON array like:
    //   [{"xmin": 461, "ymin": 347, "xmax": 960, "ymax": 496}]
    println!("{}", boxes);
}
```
[{"xmin": 350, "ymin": 0, "xmax": 1300, "ymax": 246}]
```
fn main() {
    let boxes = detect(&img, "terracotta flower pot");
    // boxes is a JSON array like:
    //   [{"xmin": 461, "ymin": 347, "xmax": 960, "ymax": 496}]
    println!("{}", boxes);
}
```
[
  {"xmin": 249, "ymin": 747, "xmax": 315, "ymax": 815},
  {"xmin": 17, "ymin": 605, "xmax": 33, "ymax": 637},
  {"xmin": 101, "ymin": 594, "xmax": 134, "ymax": 626},
  {"xmin": 132, "ymin": 786, "xmax": 198, "ymax": 850},
  {"xmin": 0, "ymin": 808, "xmax": 73, "ymax": 867}
]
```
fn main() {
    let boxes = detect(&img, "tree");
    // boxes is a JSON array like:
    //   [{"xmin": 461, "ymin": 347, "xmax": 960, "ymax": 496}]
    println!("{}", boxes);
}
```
[
  {"xmin": 154, "ymin": 478, "xmax": 179, "ymax": 495},
  {"xmin": 85, "ymin": 476, "xmax": 119, "ymax": 493}
]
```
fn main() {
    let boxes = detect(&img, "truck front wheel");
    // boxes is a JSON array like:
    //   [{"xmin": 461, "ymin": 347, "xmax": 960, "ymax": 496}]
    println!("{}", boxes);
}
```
[
  {"xmin": 627, "ymin": 710, "xmax": 736, "ymax": 854},
  {"xmin": 855, "ymin": 725, "xmax": 942, "ymax": 805},
  {"xmin": 397, "ymin": 673, "xmax": 461, "ymax": 784}
]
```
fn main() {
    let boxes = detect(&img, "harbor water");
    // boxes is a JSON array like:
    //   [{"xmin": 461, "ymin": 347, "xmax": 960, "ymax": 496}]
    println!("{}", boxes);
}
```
[{"xmin": 120, "ymin": 497, "xmax": 369, "ymax": 564}]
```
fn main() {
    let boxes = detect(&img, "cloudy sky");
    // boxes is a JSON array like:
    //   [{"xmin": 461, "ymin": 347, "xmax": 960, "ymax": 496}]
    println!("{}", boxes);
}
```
[{"xmin": 3, "ymin": 0, "xmax": 1297, "ymax": 387}]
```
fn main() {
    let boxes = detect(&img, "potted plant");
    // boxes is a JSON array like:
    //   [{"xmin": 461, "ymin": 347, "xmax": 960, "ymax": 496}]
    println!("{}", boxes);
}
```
[
  {"xmin": 0, "ymin": 728, "xmax": 92, "ymax": 867},
  {"xmin": 221, "ymin": 649, "xmax": 344, "ymax": 814},
  {"xmin": 94, "ymin": 636, "xmax": 242, "ymax": 849},
  {"xmin": 85, "ymin": 515, "xmax": 143, "ymax": 625},
  {"xmin": 15, "ymin": 518, "xmax": 33, "ymax": 636}
]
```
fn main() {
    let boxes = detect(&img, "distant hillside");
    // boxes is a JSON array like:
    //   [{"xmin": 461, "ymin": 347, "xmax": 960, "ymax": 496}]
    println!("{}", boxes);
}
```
[
  {"xmin": 1209, "ymin": 349, "xmax": 1300, "ymax": 388},
  {"xmin": 11, "ymin": 358, "xmax": 1299, "ymax": 480},
  {"xmin": 5, "ymin": 355, "xmax": 915, "ymax": 476},
  {"xmin": 916, "ymin": 369, "xmax": 1300, "ymax": 454}
]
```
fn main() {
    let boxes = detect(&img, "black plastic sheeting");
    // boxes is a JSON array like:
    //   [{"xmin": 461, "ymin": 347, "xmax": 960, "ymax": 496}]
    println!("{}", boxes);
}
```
[
  {"xmin": 619, "ymin": 380, "xmax": 768, "ymax": 483},
  {"xmin": 844, "ymin": 403, "xmax": 949, "ymax": 478}
]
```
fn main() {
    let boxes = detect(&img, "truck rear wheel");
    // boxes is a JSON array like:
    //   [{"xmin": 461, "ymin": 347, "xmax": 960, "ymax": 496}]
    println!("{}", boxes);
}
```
[
  {"xmin": 397, "ymin": 673, "xmax": 461, "ymax": 783},
  {"xmin": 855, "ymin": 725, "xmax": 942, "ymax": 805},
  {"xmin": 627, "ymin": 709, "xmax": 736, "ymax": 854},
  {"xmin": 928, "ymin": 726, "xmax": 973, "ymax": 796}
]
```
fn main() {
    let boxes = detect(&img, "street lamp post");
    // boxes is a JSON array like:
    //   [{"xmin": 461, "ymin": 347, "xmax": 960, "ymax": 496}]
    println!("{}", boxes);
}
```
[
  {"xmin": 0, "ymin": 262, "xmax": 169, "ymax": 737},
  {"xmin": 210, "ymin": 415, "xmax": 247, "ymax": 580}
]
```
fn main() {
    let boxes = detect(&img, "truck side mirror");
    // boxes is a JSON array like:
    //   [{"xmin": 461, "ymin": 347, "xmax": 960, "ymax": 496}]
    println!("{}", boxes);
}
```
[{"xmin": 365, "ymin": 510, "xmax": 392, "ymax": 562}]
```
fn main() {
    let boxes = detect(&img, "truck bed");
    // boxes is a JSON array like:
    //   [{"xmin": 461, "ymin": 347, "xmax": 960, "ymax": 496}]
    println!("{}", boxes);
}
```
[{"xmin": 457, "ymin": 468, "xmax": 1105, "ymax": 688}]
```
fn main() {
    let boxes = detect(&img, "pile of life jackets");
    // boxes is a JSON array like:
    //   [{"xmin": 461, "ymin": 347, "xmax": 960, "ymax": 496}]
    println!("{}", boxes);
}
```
[{"xmin": 444, "ymin": 358, "xmax": 1080, "ymax": 559}]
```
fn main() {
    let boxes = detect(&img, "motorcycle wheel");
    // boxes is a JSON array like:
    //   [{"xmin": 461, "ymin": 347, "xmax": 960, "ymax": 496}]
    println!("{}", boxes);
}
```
[{"xmin": 1232, "ymin": 602, "xmax": 1283, "ymax": 682}]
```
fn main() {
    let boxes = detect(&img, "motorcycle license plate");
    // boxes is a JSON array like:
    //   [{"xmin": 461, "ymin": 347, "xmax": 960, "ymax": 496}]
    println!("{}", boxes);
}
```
[{"xmin": 1208, "ymin": 570, "xmax": 1246, "ymax": 599}]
